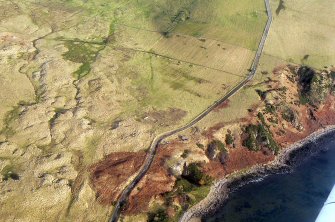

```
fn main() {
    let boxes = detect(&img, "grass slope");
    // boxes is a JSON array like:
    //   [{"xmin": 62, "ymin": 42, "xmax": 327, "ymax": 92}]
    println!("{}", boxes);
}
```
[{"xmin": 265, "ymin": 0, "xmax": 335, "ymax": 69}]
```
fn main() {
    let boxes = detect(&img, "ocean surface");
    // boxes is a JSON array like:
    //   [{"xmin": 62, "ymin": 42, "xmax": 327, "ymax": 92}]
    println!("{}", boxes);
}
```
[{"xmin": 205, "ymin": 133, "xmax": 335, "ymax": 222}]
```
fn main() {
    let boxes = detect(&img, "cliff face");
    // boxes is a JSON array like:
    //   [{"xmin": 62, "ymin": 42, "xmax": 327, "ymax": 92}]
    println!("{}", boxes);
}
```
[{"xmin": 90, "ymin": 65, "xmax": 335, "ymax": 220}]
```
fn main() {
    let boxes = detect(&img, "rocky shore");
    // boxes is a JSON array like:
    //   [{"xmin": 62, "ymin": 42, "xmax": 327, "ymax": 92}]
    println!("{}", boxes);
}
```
[{"xmin": 180, "ymin": 125, "xmax": 335, "ymax": 222}]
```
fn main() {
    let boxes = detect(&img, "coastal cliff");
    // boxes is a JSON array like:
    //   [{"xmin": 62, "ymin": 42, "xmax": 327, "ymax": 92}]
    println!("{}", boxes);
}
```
[{"xmin": 90, "ymin": 65, "xmax": 335, "ymax": 221}]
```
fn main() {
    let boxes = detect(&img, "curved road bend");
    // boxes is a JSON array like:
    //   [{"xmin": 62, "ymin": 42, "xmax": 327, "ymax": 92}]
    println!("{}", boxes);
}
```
[{"xmin": 109, "ymin": 0, "xmax": 273, "ymax": 221}]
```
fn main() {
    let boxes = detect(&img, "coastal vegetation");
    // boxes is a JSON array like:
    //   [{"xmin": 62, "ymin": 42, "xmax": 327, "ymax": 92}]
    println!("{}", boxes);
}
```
[
  {"xmin": 243, "ymin": 112, "xmax": 279, "ymax": 154},
  {"xmin": 297, "ymin": 66, "xmax": 332, "ymax": 106},
  {"xmin": 146, "ymin": 162, "xmax": 213, "ymax": 222},
  {"xmin": 147, "ymin": 208, "xmax": 169, "ymax": 222},
  {"xmin": 183, "ymin": 163, "xmax": 212, "ymax": 185}
]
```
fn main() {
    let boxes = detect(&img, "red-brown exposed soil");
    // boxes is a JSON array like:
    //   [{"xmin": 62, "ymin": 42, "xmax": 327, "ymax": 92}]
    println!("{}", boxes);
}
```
[
  {"xmin": 90, "ymin": 152, "xmax": 146, "ymax": 204},
  {"xmin": 203, "ymin": 148, "xmax": 275, "ymax": 178},
  {"xmin": 275, "ymin": 95, "xmax": 335, "ymax": 147},
  {"xmin": 89, "ymin": 144, "xmax": 179, "ymax": 214},
  {"xmin": 314, "ymin": 95, "xmax": 335, "ymax": 125},
  {"xmin": 273, "ymin": 64, "xmax": 288, "ymax": 74},
  {"xmin": 124, "ymin": 143, "xmax": 178, "ymax": 214},
  {"xmin": 213, "ymin": 99, "xmax": 230, "ymax": 112}
]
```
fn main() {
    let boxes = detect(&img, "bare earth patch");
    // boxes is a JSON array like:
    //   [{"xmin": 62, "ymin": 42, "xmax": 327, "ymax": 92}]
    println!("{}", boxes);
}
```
[{"xmin": 90, "ymin": 152, "xmax": 146, "ymax": 204}]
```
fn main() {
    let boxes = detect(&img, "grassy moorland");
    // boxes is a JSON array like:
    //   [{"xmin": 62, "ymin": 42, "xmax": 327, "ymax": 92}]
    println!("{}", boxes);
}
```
[
  {"xmin": 5, "ymin": 0, "xmax": 334, "ymax": 222},
  {"xmin": 0, "ymin": 0, "xmax": 268, "ymax": 221}
]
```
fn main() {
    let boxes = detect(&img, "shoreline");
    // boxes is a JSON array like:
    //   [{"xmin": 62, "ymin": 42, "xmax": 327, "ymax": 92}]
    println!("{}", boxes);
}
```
[{"xmin": 179, "ymin": 125, "xmax": 335, "ymax": 222}]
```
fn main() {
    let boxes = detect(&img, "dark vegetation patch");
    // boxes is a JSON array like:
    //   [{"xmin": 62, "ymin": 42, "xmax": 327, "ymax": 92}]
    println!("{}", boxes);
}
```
[
  {"xmin": 275, "ymin": 0, "xmax": 286, "ymax": 15},
  {"xmin": 146, "ymin": 0, "xmax": 199, "ymax": 36},
  {"xmin": 148, "ymin": 207, "xmax": 169, "ymax": 222},
  {"xmin": 330, "ymin": 71, "xmax": 335, "ymax": 80},
  {"xmin": 255, "ymin": 89, "xmax": 267, "ymax": 100},
  {"xmin": 0, "ymin": 105, "xmax": 22, "ymax": 138},
  {"xmin": 182, "ymin": 163, "xmax": 212, "ymax": 186},
  {"xmin": 301, "ymin": 54, "xmax": 309, "ymax": 64},
  {"xmin": 264, "ymin": 103, "xmax": 276, "ymax": 114},
  {"xmin": 281, "ymin": 106, "xmax": 296, "ymax": 123},
  {"xmin": 330, "ymin": 71, "xmax": 335, "ymax": 94},
  {"xmin": 181, "ymin": 149, "xmax": 191, "ymax": 158},
  {"xmin": 156, "ymin": 162, "xmax": 212, "ymax": 220},
  {"xmin": 206, "ymin": 140, "xmax": 228, "ymax": 163},
  {"xmin": 58, "ymin": 19, "xmax": 117, "ymax": 79},
  {"xmin": 243, "ymin": 113, "xmax": 279, "ymax": 154},
  {"xmin": 196, "ymin": 143, "xmax": 204, "ymax": 149},
  {"xmin": 61, "ymin": 39, "xmax": 105, "ymax": 79},
  {"xmin": 161, "ymin": 176, "xmax": 211, "ymax": 220},
  {"xmin": 297, "ymin": 66, "xmax": 315, "ymax": 96},
  {"xmin": 225, "ymin": 132, "xmax": 234, "ymax": 146},
  {"xmin": 1, "ymin": 165, "xmax": 20, "ymax": 181},
  {"xmin": 209, "ymin": 140, "xmax": 226, "ymax": 153},
  {"xmin": 297, "ymin": 66, "xmax": 331, "ymax": 105}
]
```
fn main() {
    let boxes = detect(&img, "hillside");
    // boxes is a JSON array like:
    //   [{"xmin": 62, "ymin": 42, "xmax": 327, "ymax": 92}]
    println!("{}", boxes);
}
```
[{"xmin": 0, "ymin": 0, "xmax": 334, "ymax": 221}]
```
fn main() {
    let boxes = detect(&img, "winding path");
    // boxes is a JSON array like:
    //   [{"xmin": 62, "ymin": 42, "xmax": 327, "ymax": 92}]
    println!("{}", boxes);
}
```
[{"xmin": 109, "ymin": 0, "xmax": 272, "ymax": 221}]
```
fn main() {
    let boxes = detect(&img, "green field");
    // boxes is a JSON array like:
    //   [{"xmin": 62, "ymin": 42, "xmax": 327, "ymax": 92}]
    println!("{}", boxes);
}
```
[
  {"xmin": 173, "ymin": 0, "xmax": 268, "ymax": 50},
  {"xmin": 53, "ymin": 0, "xmax": 268, "ymax": 130},
  {"xmin": 109, "ymin": 47, "xmax": 244, "ymax": 127},
  {"xmin": 264, "ymin": 0, "xmax": 335, "ymax": 69},
  {"xmin": 109, "ymin": 0, "xmax": 267, "ymax": 50}
]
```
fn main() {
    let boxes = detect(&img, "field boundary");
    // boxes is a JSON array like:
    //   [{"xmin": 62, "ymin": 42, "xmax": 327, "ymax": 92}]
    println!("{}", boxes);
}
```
[
  {"xmin": 116, "ymin": 23, "xmax": 263, "ymax": 52},
  {"xmin": 115, "ymin": 46, "xmax": 246, "ymax": 78}
]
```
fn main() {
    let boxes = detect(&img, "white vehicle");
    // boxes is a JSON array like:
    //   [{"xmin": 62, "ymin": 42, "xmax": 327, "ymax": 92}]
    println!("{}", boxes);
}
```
[{"xmin": 315, "ymin": 185, "xmax": 335, "ymax": 222}]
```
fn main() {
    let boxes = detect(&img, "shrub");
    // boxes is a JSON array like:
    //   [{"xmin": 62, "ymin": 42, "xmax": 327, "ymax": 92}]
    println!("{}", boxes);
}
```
[
  {"xmin": 257, "ymin": 112, "xmax": 266, "ymax": 125},
  {"xmin": 281, "ymin": 107, "xmax": 295, "ymax": 122},
  {"xmin": 148, "ymin": 208, "xmax": 169, "ymax": 222},
  {"xmin": 181, "ymin": 149, "xmax": 190, "ymax": 158},
  {"xmin": 196, "ymin": 143, "xmax": 204, "ymax": 149},
  {"xmin": 175, "ymin": 179, "xmax": 194, "ymax": 193},
  {"xmin": 265, "ymin": 104, "xmax": 276, "ymax": 113},
  {"xmin": 243, "ymin": 123, "xmax": 279, "ymax": 154},
  {"xmin": 183, "ymin": 163, "xmax": 212, "ymax": 186},
  {"xmin": 2, "ymin": 171, "xmax": 19, "ymax": 181},
  {"xmin": 206, "ymin": 140, "xmax": 227, "ymax": 160},
  {"xmin": 225, "ymin": 133, "xmax": 234, "ymax": 145},
  {"xmin": 208, "ymin": 140, "xmax": 226, "ymax": 153},
  {"xmin": 184, "ymin": 163, "xmax": 203, "ymax": 185},
  {"xmin": 299, "ymin": 94, "xmax": 310, "ymax": 105},
  {"xmin": 243, "ymin": 125, "xmax": 259, "ymax": 151},
  {"xmin": 255, "ymin": 89, "xmax": 267, "ymax": 100}
]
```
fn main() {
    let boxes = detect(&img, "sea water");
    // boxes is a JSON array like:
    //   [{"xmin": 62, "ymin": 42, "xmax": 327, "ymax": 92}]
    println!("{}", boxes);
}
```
[{"xmin": 205, "ymin": 133, "xmax": 335, "ymax": 222}]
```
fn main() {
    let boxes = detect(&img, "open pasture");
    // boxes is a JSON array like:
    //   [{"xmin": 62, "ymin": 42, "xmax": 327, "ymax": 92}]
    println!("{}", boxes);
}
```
[
  {"xmin": 264, "ymin": 0, "xmax": 335, "ymax": 69},
  {"xmin": 110, "ymin": 47, "xmax": 244, "ymax": 127},
  {"xmin": 115, "ymin": 26, "xmax": 255, "ymax": 76},
  {"xmin": 113, "ymin": 0, "xmax": 267, "ymax": 50},
  {"xmin": 172, "ymin": 0, "xmax": 268, "ymax": 50}
]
